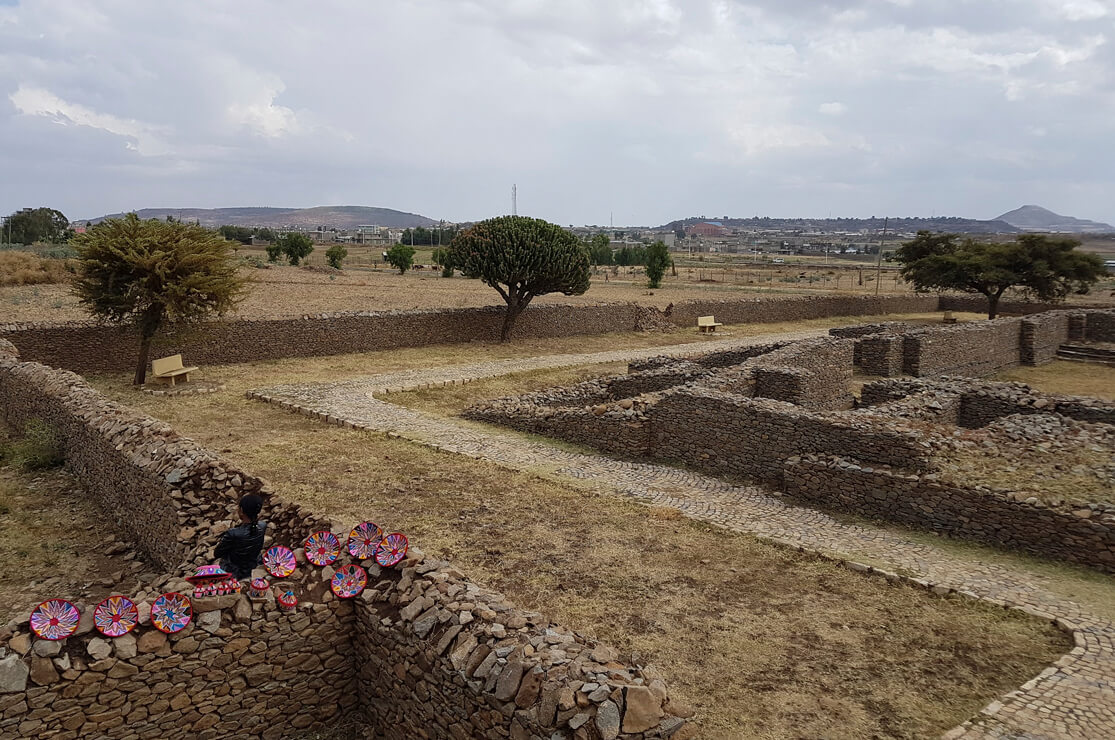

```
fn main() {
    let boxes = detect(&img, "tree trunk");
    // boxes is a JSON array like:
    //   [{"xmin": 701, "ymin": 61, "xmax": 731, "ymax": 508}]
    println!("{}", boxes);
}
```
[
  {"xmin": 987, "ymin": 291, "xmax": 1003, "ymax": 320},
  {"xmin": 500, "ymin": 294, "xmax": 531, "ymax": 342},
  {"xmin": 133, "ymin": 330, "xmax": 154, "ymax": 386}
]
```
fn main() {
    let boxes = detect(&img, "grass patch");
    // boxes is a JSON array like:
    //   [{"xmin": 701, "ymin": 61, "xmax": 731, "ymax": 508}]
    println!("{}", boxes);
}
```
[
  {"xmin": 0, "ymin": 251, "xmax": 72, "ymax": 287},
  {"xmin": 995, "ymin": 360, "xmax": 1115, "ymax": 401},
  {"xmin": 88, "ymin": 340, "xmax": 1074, "ymax": 739},
  {"xmin": 0, "ymin": 418, "xmax": 64, "ymax": 471}
]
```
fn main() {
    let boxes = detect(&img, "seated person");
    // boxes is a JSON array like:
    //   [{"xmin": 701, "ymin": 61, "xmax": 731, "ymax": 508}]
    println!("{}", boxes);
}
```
[{"xmin": 214, "ymin": 494, "xmax": 267, "ymax": 580}]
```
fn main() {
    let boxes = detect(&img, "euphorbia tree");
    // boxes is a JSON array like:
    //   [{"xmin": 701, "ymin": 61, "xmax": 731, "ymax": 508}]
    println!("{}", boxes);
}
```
[
  {"xmin": 449, "ymin": 216, "xmax": 590, "ymax": 341},
  {"xmin": 72, "ymin": 213, "xmax": 247, "ymax": 385}
]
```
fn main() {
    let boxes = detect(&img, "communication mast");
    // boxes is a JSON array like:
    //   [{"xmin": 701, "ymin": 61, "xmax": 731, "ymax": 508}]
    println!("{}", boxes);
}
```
[{"xmin": 512, "ymin": 184, "xmax": 517, "ymax": 216}]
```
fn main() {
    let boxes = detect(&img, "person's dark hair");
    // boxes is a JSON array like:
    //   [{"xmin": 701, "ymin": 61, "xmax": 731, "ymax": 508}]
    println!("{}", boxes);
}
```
[{"xmin": 239, "ymin": 494, "xmax": 263, "ymax": 532}]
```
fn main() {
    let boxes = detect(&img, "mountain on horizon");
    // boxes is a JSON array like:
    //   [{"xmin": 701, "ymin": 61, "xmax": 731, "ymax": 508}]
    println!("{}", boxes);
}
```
[
  {"xmin": 80, "ymin": 205, "xmax": 438, "ymax": 229},
  {"xmin": 994, "ymin": 205, "xmax": 1114, "ymax": 234},
  {"xmin": 658, "ymin": 215, "xmax": 1018, "ymax": 234}
]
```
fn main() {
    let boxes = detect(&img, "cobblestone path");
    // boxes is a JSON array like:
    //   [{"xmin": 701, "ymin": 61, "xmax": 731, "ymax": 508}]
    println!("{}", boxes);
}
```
[{"xmin": 249, "ymin": 334, "xmax": 1115, "ymax": 740}]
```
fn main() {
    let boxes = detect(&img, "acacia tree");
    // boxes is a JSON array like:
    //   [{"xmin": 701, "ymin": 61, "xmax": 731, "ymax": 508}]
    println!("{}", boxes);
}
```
[
  {"xmin": 448, "ymin": 215, "xmax": 590, "ymax": 341},
  {"xmin": 72, "ymin": 214, "xmax": 246, "ymax": 385},
  {"xmin": 277, "ymin": 232, "xmax": 314, "ymax": 266},
  {"xmin": 896, "ymin": 231, "xmax": 1105, "ymax": 319},
  {"xmin": 645, "ymin": 240, "xmax": 670, "ymax": 288},
  {"xmin": 386, "ymin": 244, "xmax": 415, "ymax": 274}
]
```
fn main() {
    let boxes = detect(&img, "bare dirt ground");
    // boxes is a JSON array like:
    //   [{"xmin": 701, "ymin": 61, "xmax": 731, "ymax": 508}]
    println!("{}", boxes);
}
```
[
  {"xmin": 86, "ymin": 325, "xmax": 1071, "ymax": 740},
  {"xmin": 0, "ymin": 432, "xmax": 146, "ymax": 624}
]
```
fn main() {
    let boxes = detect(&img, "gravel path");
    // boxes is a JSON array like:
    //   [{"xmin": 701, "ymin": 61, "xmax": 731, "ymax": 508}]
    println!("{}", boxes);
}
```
[{"xmin": 248, "ymin": 334, "xmax": 1115, "ymax": 740}]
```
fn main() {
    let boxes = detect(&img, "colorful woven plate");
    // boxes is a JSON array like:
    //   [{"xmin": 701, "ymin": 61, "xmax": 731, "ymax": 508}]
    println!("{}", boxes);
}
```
[
  {"xmin": 347, "ymin": 522, "xmax": 383, "ymax": 560},
  {"xmin": 304, "ymin": 530, "xmax": 341, "ymax": 567},
  {"xmin": 30, "ymin": 598, "xmax": 80, "ymax": 641},
  {"xmin": 150, "ymin": 592, "xmax": 193, "ymax": 634},
  {"xmin": 93, "ymin": 595, "xmax": 139, "ymax": 638},
  {"xmin": 263, "ymin": 545, "xmax": 297, "ymax": 578},
  {"xmin": 330, "ymin": 564, "xmax": 367, "ymax": 599},
  {"xmin": 186, "ymin": 564, "xmax": 230, "ymax": 583},
  {"xmin": 277, "ymin": 590, "xmax": 298, "ymax": 611},
  {"xmin": 374, "ymin": 532, "xmax": 409, "ymax": 568}
]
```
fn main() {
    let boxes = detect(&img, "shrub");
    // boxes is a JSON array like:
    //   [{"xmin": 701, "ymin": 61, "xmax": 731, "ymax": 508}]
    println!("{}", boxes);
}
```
[
  {"xmin": 265, "ymin": 242, "xmax": 283, "ymax": 263},
  {"xmin": 441, "ymin": 263, "xmax": 454, "ymax": 278},
  {"xmin": 326, "ymin": 244, "xmax": 348, "ymax": 269},
  {"xmin": 386, "ymin": 244, "xmax": 415, "ymax": 274},
  {"xmin": 1, "ymin": 419, "xmax": 64, "ymax": 471},
  {"xmin": 0, "ymin": 252, "xmax": 72, "ymax": 286}
]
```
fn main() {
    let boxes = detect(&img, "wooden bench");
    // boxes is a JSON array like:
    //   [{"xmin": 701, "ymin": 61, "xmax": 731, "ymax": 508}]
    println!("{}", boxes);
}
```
[
  {"xmin": 697, "ymin": 315, "xmax": 723, "ymax": 333},
  {"xmin": 151, "ymin": 354, "xmax": 199, "ymax": 386}
]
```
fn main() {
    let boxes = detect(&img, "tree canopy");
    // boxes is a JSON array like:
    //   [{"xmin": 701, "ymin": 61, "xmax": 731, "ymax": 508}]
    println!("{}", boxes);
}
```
[
  {"xmin": 895, "ymin": 231, "xmax": 1105, "ymax": 318},
  {"xmin": 587, "ymin": 234, "xmax": 613, "ymax": 266},
  {"xmin": 72, "ymin": 213, "xmax": 246, "ymax": 384},
  {"xmin": 448, "ymin": 215, "xmax": 590, "ymax": 341},
  {"xmin": 645, "ymin": 240, "xmax": 670, "ymax": 289},
  {"xmin": 325, "ymin": 244, "xmax": 348, "ymax": 269},
  {"xmin": 277, "ymin": 232, "xmax": 314, "ymax": 266},
  {"xmin": 385, "ymin": 244, "xmax": 415, "ymax": 274},
  {"xmin": 3, "ymin": 207, "xmax": 72, "ymax": 245}
]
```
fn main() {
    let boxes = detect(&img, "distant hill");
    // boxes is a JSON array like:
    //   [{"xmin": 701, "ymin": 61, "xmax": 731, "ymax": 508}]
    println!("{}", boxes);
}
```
[
  {"xmin": 994, "ymin": 205, "xmax": 1114, "ymax": 234},
  {"xmin": 658, "ymin": 215, "xmax": 1019, "ymax": 234},
  {"xmin": 81, "ymin": 206, "xmax": 438, "ymax": 229}
]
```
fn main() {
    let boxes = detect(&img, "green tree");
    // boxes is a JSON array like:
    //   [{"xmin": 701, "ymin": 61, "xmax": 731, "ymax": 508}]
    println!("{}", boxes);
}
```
[
  {"xmin": 645, "ymin": 240, "xmax": 670, "ymax": 288},
  {"xmin": 71, "ymin": 214, "xmax": 246, "ymax": 385},
  {"xmin": 386, "ymin": 244, "xmax": 415, "ymax": 274},
  {"xmin": 588, "ymin": 234, "xmax": 613, "ymax": 266},
  {"xmin": 218, "ymin": 225, "xmax": 254, "ymax": 244},
  {"xmin": 4, "ymin": 207, "xmax": 72, "ymax": 245},
  {"xmin": 895, "ymin": 231, "xmax": 1105, "ymax": 319},
  {"xmin": 448, "ymin": 215, "xmax": 590, "ymax": 341},
  {"xmin": 432, "ymin": 247, "xmax": 455, "ymax": 277},
  {"xmin": 325, "ymin": 244, "xmax": 348, "ymax": 269},
  {"xmin": 265, "ymin": 242, "xmax": 283, "ymax": 263},
  {"xmin": 278, "ymin": 232, "xmax": 314, "ymax": 266}
]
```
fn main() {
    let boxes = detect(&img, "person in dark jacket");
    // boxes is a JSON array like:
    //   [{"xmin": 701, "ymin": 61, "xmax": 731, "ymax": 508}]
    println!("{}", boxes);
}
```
[{"xmin": 214, "ymin": 494, "xmax": 267, "ymax": 580}]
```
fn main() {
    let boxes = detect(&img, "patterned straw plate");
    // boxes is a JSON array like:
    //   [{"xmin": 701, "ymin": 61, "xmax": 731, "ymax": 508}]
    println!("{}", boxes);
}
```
[
  {"xmin": 374, "ymin": 533, "xmax": 409, "ymax": 568},
  {"xmin": 330, "ymin": 564, "xmax": 367, "ymax": 599},
  {"xmin": 263, "ymin": 545, "xmax": 297, "ymax": 578},
  {"xmin": 93, "ymin": 595, "xmax": 139, "ymax": 638},
  {"xmin": 304, "ymin": 531, "xmax": 341, "ymax": 567},
  {"xmin": 30, "ymin": 599, "xmax": 80, "ymax": 641},
  {"xmin": 150, "ymin": 592, "xmax": 193, "ymax": 634},
  {"xmin": 347, "ymin": 522, "xmax": 384, "ymax": 560}
]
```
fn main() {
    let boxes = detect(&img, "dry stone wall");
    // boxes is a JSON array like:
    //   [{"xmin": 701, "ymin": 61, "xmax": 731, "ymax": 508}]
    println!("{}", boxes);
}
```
[
  {"xmin": 1, "ymin": 295, "xmax": 940, "ymax": 376},
  {"xmin": 902, "ymin": 319, "xmax": 1024, "ymax": 377},
  {"xmin": 1085, "ymin": 309, "xmax": 1115, "ymax": 342},
  {"xmin": 0, "ymin": 343, "xmax": 683, "ymax": 739},
  {"xmin": 784, "ymin": 455, "xmax": 1115, "ymax": 571}
]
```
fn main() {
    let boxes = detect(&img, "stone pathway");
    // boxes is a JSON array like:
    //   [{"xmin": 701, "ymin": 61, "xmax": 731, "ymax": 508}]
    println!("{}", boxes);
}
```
[{"xmin": 248, "ymin": 335, "xmax": 1115, "ymax": 740}]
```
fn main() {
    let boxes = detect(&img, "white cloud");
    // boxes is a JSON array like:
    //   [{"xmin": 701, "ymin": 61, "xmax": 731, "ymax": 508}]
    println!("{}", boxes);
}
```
[
  {"xmin": 819, "ymin": 102, "xmax": 847, "ymax": 115},
  {"xmin": 9, "ymin": 84, "xmax": 170, "ymax": 155}
]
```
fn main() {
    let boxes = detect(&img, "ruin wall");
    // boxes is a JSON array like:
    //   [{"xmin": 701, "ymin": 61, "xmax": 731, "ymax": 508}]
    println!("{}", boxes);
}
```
[
  {"xmin": 0, "ymin": 341, "xmax": 682, "ymax": 739},
  {"xmin": 1020, "ymin": 312, "xmax": 1072, "ymax": 365},
  {"xmin": 784, "ymin": 456, "xmax": 1115, "ymax": 572},
  {"xmin": 902, "ymin": 319, "xmax": 1024, "ymax": 377}
]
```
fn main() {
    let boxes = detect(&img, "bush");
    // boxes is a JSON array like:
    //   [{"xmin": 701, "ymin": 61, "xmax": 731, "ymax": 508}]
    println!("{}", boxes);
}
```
[
  {"xmin": 386, "ymin": 244, "xmax": 416, "ymax": 274},
  {"xmin": 441, "ymin": 263, "xmax": 454, "ymax": 278},
  {"xmin": 1, "ymin": 419, "xmax": 63, "ymax": 470},
  {"xmin": 326, "ymin": 244, "xmax": 348, "ymax": 269},
  {"xmin": 0, "ymin": 252, "xmax": 72, "ymax": 286},
  {"xmin": 265, "ymin": 243, "xmax": 283, "ymax": 263}
]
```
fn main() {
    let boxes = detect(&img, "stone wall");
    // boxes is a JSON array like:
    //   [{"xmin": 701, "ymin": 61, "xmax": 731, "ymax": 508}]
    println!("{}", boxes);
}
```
[
  {"xmin": 649, "ymin": 388, "xmax": 931, "ymax": 485},
  {"xmin": 745, "ymin": 338, "xmax": 854, "ymax": 410},
  {"xmin": 0, "ymin": 295, "xmax": 940, "ymax": 376},
  {"xmin": 1085, "ymin": 309, "xmax": 1115, "ymax": 342},
  {"xmin": 0, "ymin": 343, "xmax": 683, "ymax": 739},
  {"xmin": 936, "ymin": 296, "xmax": 1097, "ymax": 316},
  {"xmin": 784, "ymin": 455, "xmax": 1115, "ymax": 571},
  {"xmin": 902, "ymin": 319, "xmax": 1024, "ymax": 377},
  {"xmin": 1020, "ymin": 312, "xmax": 1072, "ymax": 365}
]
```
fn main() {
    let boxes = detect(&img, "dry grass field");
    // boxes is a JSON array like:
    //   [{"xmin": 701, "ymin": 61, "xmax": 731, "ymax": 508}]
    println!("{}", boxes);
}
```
[
  {"xmin": 0, "ymin": 251, "xmax": 73, "ymax": 287},
  {"xmin": 83, "ymin": 324, "xmax": 1077, "ymax": 740},
  {"xmin": 996, "ymin": 360, "xmax": 1115, "ymax": 401}
]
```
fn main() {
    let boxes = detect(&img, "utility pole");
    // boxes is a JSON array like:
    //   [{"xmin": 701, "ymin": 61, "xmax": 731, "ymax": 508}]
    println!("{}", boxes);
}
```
[{"xmin": 875, "ymin": 216, "xmax": 888, "ymax": 296}]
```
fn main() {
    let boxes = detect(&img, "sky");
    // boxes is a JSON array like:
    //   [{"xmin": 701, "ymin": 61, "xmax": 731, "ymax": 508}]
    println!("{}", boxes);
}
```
[{"xmin": 1, "ymin": 0, "xmax": 1113, "ymax": 227}]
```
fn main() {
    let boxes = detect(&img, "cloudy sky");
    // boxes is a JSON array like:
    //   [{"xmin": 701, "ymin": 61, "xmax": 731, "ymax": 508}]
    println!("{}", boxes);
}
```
[{"xmin": 1, "ymin": 0, "xmax": 1112, "ymax": 226}]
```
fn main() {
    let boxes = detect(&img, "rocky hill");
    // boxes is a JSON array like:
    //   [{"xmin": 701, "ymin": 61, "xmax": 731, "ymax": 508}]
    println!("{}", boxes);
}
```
[
  {"xmin": 995, "ymin": 205, "xmax": 1114, "ymax": 234},
  {"xmin": 82, "ymin": 205, "xmax": 438, "ymax": 229},
  {"xmin": 659, "ymin": 215, "xmax": 1018, "ymax": 234}
]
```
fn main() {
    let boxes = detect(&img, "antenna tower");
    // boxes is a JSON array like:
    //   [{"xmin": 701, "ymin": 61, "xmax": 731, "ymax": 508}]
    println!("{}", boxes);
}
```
[{"xmin": 512, "ymin": 184, "xmax": 517, "ymax": 216}]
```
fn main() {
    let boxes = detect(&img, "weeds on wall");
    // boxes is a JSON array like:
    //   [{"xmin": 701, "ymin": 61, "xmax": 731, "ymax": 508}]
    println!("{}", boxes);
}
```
[{"xmin": 0, "ymin": 419, "xmax": 64, "ymax": 471}]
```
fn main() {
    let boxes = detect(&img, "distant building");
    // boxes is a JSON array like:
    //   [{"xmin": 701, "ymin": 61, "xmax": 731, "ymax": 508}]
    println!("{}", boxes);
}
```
[{"xmin": 686, "ymin": 222, "xmax": 729, "ymax": 237}]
